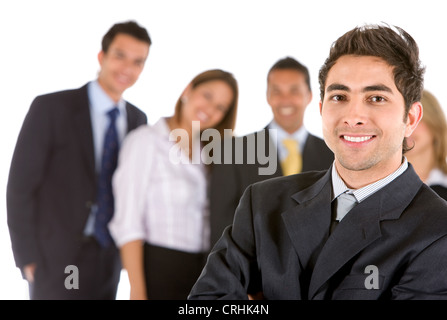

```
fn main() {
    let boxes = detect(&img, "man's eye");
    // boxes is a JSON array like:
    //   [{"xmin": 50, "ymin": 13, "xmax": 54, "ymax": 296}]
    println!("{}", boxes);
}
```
[
  {"xmin": 370, "ymin": 96, "xmax": 386, "ymax": 103},
  {"xmin": 331, "ymin": 95, "xmax": 345, "ymax": 102},
  {"xmin": 114, "ymin": 53, "xmax": 125, "ymax": 60},
  {"xmin": 203, "ymin": 92, "xmax": 212, "ymax": 101}
]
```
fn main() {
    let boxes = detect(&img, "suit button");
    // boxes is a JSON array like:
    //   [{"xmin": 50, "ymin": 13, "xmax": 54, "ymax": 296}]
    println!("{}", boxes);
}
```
[{"xmin": 85, "ymin": 201, "xmax": 93, "ymax": 208}]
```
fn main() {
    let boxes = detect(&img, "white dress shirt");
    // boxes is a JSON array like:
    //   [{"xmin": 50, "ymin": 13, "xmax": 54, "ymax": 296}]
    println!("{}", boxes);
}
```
[{"xmin": 109, "ymin": 118, "xmax": 210, "ymax": 253}]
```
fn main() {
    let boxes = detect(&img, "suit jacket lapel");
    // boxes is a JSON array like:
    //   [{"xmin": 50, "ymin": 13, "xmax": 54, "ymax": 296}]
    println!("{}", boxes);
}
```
[
  {"xmin": 125, "ymin": 103, "xmax": 138, "ymax": 133},
  {"xmin": 308, "ymin": 198, "xmax": 382, "ymax": 299},
  {"xmin": 281, "ymin": 169, "xmax": 333, "ymax": 292},
  {"xmin": 73, "ymin": 84, "xmax": 96, "ymax": 182}
]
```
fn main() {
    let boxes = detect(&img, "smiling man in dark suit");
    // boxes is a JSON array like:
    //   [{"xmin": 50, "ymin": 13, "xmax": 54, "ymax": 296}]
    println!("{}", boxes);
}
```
[
  {"xmin": 209, "ymin": 57, "xmax": 333, "ymax": 246},
  {"xmin": 7, "ymin": 21, "xmax": 151, "ymax": 299},
  {"xmin": 189, "ymin": 24, "xmax": 447, "ymax": 300}
]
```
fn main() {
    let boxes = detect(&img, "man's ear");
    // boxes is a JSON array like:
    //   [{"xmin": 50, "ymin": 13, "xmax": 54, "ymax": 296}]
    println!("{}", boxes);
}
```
[
  {"xmin": 319, "ymin": 100, "xmax": 323, "ymax": 116},
  {"xmin": 306, "ymin": 91, "xmax": 313, "ymax": 107},
  {"xmin": 404, "ymin": 101, "xmax": 423, "ymax": 138},
  {"xmin": 97, "ymin": 51, "xmax": 104, "ymax": 66}
]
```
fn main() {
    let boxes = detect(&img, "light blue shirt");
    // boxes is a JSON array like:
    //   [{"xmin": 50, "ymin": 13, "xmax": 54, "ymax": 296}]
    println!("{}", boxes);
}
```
[
  {"xmin": 84, "ymin": 80, "xmax": 128, "ymax": 235},
  {"xmin": 87, "ymin": 80, "xmax": 127, "ymax": 173},
  {"xmin": 268, "ymin": 120, "xmax": 308, "ymax": 162}
]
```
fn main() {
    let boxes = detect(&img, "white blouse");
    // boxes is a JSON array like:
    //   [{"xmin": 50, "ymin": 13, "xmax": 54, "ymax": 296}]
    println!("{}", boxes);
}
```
[
  {"xmin": 109, "ymin": 118, "xmax": 210, "ymax": 253},
  {"xmin": 426, "ymin": 168, "xmax": 447, "ymax": 188}
]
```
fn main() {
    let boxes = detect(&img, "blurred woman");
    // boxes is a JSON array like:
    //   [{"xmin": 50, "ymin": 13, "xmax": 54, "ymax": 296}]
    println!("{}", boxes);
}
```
[
  {"xmin": 406, "ymin": 90, "xmax": 447, "ymax": 200},
  {"xmin": 109, "ymin": 69, "xmax": 238, "ymax": 299}
]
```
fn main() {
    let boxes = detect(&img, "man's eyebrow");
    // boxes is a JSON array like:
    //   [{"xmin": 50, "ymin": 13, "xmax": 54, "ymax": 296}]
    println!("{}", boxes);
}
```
[
  {"xmin": 326, "ymin": 83, "xmax": 393, "ymax": 93},
  {"xmin": 362, "ymin": 85, "xmax": 393, "ymax": 93},
  {"xmin": 326, "ymin": 83, "xmax": 350, "ymax": 92}
]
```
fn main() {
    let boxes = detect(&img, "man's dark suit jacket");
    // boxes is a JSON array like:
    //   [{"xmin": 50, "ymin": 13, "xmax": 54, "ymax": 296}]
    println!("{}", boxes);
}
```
[
  {"xmin": 6, "ymin": 84, "xmax": 147, "ymax": 297},
  {"xmin": 209, "ymin": 129, "xmax": 334, "ymax": 245},
  {"xmin": 190, "ymin": 164, "xmax": 447, "ymax": 299}
]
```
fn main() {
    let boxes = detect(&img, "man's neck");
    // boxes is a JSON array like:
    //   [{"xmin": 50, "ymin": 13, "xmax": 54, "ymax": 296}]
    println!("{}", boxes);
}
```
[
  {"xmin": 97, "ymin": 78, "xmax": 122, "ymax": 103},
  {"xmin": 335, "ymin": 156, "xmax": 404, "ymax": 190}
]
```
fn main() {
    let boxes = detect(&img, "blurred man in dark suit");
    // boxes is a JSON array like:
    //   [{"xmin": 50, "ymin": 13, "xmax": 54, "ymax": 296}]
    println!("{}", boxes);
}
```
[{"xmin": 7, "ymin": 20, "xmax": 151, "ymax": 299}]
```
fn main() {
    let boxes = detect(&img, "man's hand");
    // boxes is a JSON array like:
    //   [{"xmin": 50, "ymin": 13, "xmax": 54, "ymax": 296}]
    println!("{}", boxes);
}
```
[
  {"xmin": 248, "ymin": 291, "xmax": 264, "ymax": 300},
  {"xmin": 23, "ymin": 263, "xmax": 37, "ymax": 283}
]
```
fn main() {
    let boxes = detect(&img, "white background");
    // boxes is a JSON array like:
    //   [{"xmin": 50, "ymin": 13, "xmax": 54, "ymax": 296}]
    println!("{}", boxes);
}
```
[{"xmin": 1, "ymin": 0, "xmax": 446, "ymax": 299}]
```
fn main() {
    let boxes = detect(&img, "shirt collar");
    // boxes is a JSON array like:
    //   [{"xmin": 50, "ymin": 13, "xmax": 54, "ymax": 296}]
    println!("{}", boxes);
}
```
[
  {"xmin": 88, "ymin": 80, "xmax": 126, "ymax": 115},
  {"xmin": 331, "ymin": 157, "xmax": 409, "ymax": 203},
  {"xmin": 268, "ymin": 120, "xmax": 308, "ymax": 152}
]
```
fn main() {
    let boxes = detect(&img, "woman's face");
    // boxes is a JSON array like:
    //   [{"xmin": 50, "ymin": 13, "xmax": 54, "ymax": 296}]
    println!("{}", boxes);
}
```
[{"xmin": 180, "ymin": 80, "xmax": 234, "ymax": 130}]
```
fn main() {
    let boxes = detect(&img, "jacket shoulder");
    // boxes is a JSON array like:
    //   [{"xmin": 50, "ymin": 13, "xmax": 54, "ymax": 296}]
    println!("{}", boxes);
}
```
[
  {"xmin": 251, "ymin": 169, "xmax": 328, "ymax": 196},
  {"xmin": 415, "ymin": 184, "xmax": 447, "ymax": 217},
  {"xmin": 29, "ymin": 85, "xmax": 88, "ymax": 113},
  {"xmin": 34, "ymin": 84, "xmax": 87, "ymax": 101}
]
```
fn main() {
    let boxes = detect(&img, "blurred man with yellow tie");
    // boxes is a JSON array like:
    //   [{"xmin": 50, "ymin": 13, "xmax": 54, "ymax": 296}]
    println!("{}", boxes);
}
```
[{"xmin": 209, "ymin": 57, "xmax": 334, "ymax": 246}]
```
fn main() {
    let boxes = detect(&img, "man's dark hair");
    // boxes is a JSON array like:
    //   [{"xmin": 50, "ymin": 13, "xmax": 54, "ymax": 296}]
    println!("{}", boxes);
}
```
[
  {"xmin": 268, "ymin": 57, "xmax": 312, "ymax": 92},
  {"xmin": 102, "ymin": 20, "xmax": 151, "ymax": 53},
  {"xmin": 319, "ymin": 24, "xmax": 424, "ymax": 110}
]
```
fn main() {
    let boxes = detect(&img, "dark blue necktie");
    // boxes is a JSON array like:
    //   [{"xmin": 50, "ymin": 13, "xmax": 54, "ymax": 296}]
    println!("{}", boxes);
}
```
[{"xmin": 94, "ymin": 107, "xmax": 120, "ymax": 247}]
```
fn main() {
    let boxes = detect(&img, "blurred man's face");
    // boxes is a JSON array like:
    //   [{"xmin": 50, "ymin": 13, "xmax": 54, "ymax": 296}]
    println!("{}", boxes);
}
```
[
  {"xmin": 97, "ymin": 33, "xmax": 149, "ymax": 102},
  {"xmin": 267, "ymin": 69, "xmax": 312, "ymax": 134}
]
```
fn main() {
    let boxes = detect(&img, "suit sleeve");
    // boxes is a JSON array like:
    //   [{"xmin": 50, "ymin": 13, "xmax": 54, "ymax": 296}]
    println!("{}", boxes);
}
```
[
  {"xmin": 188, "ymin": 184, "xmax": 261, "ymax": 300},
  {"xmin": 7, "ymin": 97, "xmax": 53, "ymax": 269}
]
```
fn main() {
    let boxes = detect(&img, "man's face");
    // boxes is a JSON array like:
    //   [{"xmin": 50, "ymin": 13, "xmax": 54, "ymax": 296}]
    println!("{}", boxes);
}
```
[
  {"xmin": 267, "ymin": 69, "xmax": 312, "ymax": 134},
  {"xmin": 97, "ymin": 33, "xmax": 149, "ymax": 102},
  {"xmin": 320, "ymin": 55, "xmax": 421, "ymax": 179}
]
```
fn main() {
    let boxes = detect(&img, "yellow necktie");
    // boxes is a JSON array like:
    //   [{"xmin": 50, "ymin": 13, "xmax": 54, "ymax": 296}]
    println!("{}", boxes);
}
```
[{"xmin": 281, "ymin": 139, "xmax": 302, "ymax": 176}]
